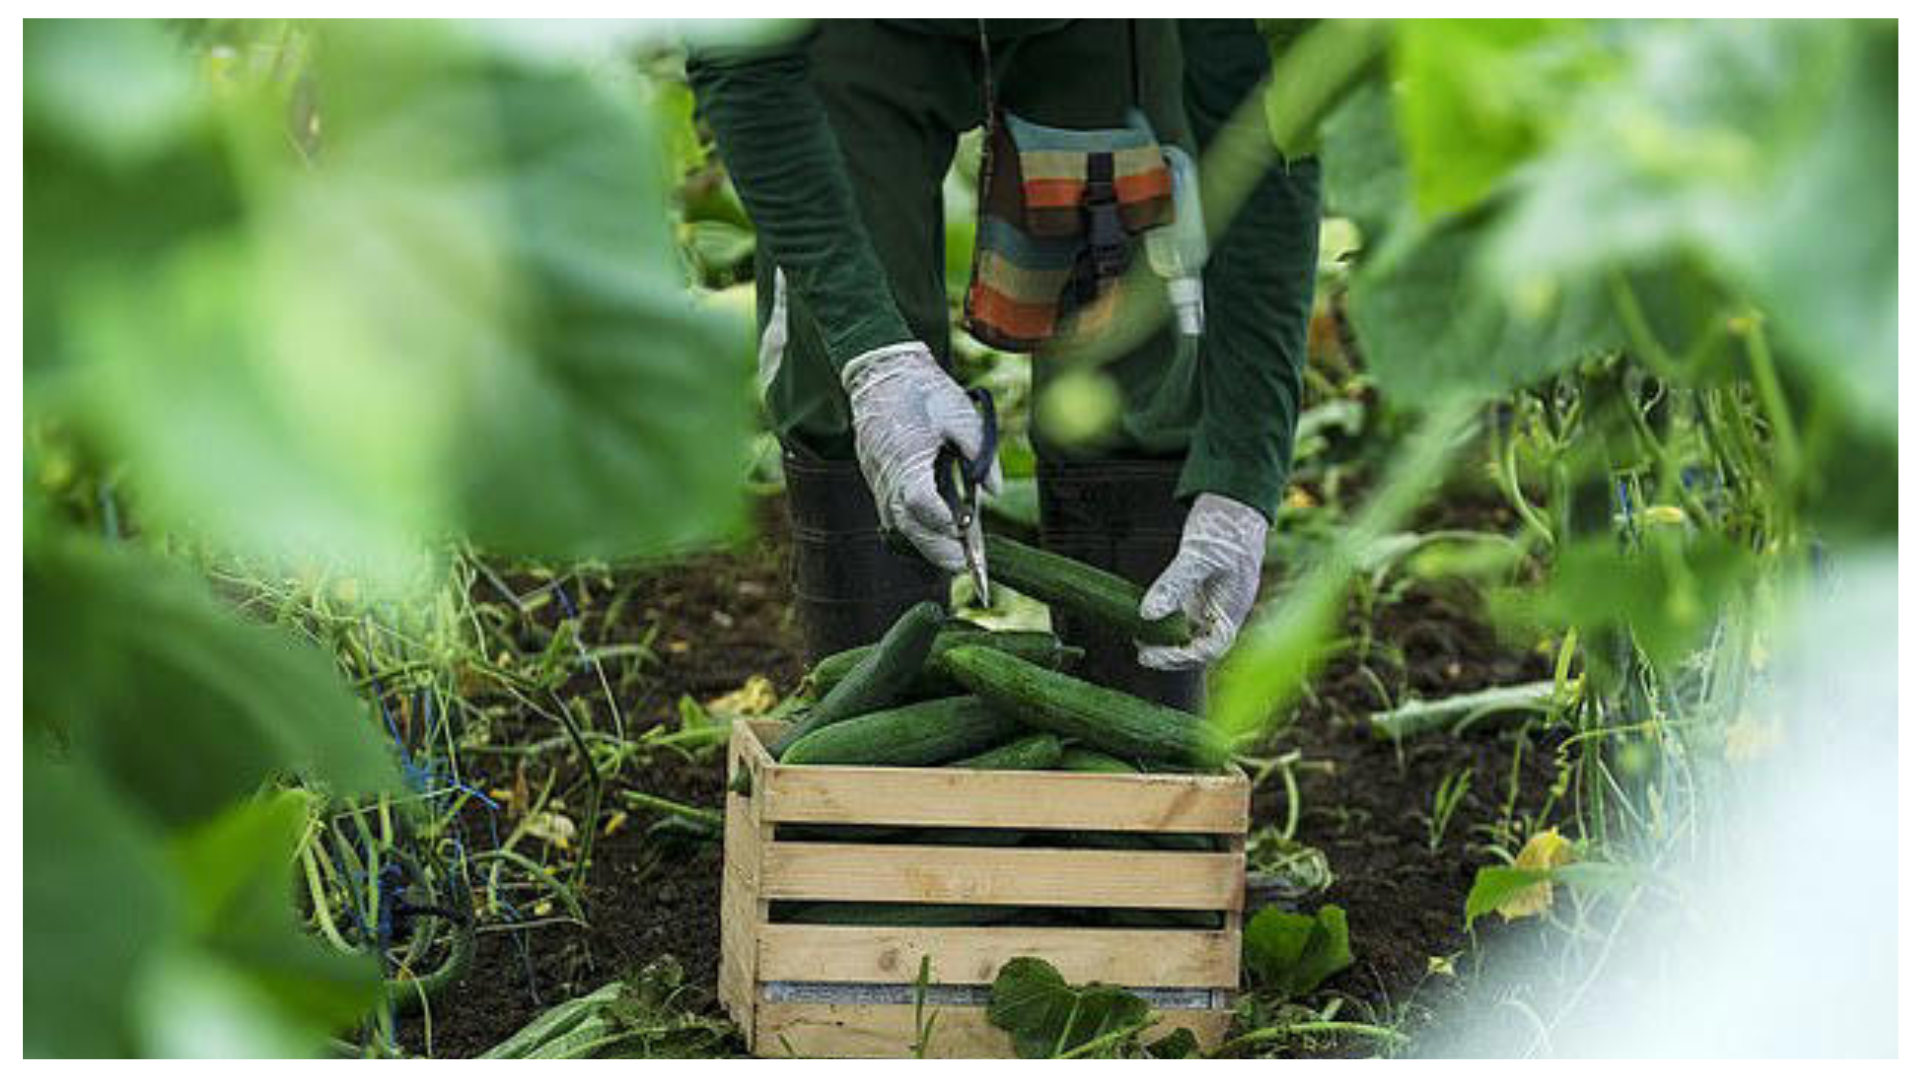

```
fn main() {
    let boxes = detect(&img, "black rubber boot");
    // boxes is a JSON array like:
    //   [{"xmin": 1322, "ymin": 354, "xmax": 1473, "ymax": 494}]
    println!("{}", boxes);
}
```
[
  {"xmin": 1035, "ymin": 458, "xmax": 1206, "ymax": 714},
  {"xmin": 783, "ymin": 450, "xmax": 948, "ymax": 664}
]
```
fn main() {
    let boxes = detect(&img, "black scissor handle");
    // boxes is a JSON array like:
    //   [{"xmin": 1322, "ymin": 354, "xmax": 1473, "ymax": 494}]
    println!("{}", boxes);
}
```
[
  {"xmin": 935, "ymin": 388, "xmax": 999, "ymax": 508},
  {"xmin": 962, "ymin": 388, "xmax": 998, "ymax": 489}
]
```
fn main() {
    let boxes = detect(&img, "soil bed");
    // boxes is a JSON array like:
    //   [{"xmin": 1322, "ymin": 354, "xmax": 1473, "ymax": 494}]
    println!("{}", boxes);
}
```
[{"xmin": 402, "ymin": 496, "xmax": 1557, "ymax": 1058}]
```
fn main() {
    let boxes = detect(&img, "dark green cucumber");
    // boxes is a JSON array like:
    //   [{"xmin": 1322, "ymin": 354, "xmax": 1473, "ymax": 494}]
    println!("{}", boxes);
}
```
[
  {"xmin": 778, "ymin": 823, "xmax": 1028, "ymax": 846},
  {"xmin": 775, "ymin": 823, "xmax": 912, "ymax": 844},
  {"xmin": 1100, "ymin": 908, "xmax": 1225, "ymax": 930},
  {"xmin": 1054, "ymin": 748, "xmax": 1216, "ymax": 852},
  {"xmin": 771, "ymin": 902, "xmax": 1020, "ymax": 927},
  {"xmin": 954, "ymin": 733, "xmax": 1065, "ymax": 770},
  {"xmin": 779, "ymin": 695, "xmax": 1021, "ymax": 767},
  {"xmin": 937, "ymin": 645, "xmax": 1231, "ymax": 770},
  {"xmin": 1059, "ymin": 745, "xmax": 1199, "ymax": 777},
  {"xmin": 983, "ymin": 533, "xmax": 1193, "ymax": 647},
  {"xmin": 1056, "ymin": 747, "xmax": 1138, "ymax": 773},
  {"xmin": 802, "ymin": 629, "xmax": 1082, "ymax": 701},
  {"xmin": 772, "ymin": 601, "xmax": 945, "ymax": 756}
]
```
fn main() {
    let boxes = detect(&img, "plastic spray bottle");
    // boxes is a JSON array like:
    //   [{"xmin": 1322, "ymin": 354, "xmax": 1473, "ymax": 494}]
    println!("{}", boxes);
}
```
[{"xmin": 1145, "ymin": 145, "xmax": 1207, "ymax": 340}]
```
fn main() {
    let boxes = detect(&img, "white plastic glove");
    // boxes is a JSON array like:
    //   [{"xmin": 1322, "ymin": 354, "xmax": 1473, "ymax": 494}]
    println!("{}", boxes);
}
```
[
  {"xmin": 842, "ymin": 342, "xmax": 1002, "ymax": 573},
  {"xmin": 1137, "ymin": 493, "xmax": 1270, "ymax": 670}
]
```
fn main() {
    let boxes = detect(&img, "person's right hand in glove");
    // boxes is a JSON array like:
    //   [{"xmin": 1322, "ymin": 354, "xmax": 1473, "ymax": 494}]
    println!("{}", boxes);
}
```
[{"xmin": 841, "ymin": 342, "xmax": 1002, "ymax": 573}]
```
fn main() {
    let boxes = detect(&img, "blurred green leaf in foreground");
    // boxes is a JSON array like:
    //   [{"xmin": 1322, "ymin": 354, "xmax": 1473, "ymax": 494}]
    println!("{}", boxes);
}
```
[{"xmin": 25, "ymin": 18, "xmax": 761, "ymax": 1056}]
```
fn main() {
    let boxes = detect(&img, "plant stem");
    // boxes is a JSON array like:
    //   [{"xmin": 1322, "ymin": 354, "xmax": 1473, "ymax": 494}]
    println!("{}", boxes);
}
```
[
  {"xmin": 619, "ymin": 790, "xmax": 724, "ymax": 831},
  {"xmin": 1215, "ymin": 1019, "xmax": 1411, "ymax": 1055},
  {"xmin": 1366, "ymin": 680, "xmax": 1563, "ymax": 742}
]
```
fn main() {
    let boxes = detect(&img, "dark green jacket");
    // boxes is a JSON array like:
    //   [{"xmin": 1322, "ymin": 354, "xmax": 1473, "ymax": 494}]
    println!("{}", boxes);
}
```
[{"xmin": 686, "ymin": 20, "xmax": 1320, "ymax": 522}]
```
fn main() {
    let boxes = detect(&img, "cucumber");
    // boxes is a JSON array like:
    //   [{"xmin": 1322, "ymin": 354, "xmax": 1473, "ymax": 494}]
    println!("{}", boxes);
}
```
[
  {"xmin": 779, "ymin": 695, "xmax": 1021, "ymax": 767},
  {"xmin": 1054, "ymin": 748, "xmax": 1215, "ymax": 851},
  {"xmin": 772, "ymin": 902, "xmax": 1211, "ymax": 930},
  {"xmin": 771, "ymin": 902, "xmax": 1021, "ymax": 927},
  {"xmin": 1056, "ymin": 747, "xmax": 1138, "ymax": 773},
  {"xmin": 937, "ymin": 645, "xmax": 1231, "ymax": 770},
  {"xmin": 954, "ymin": 733, "xmax": 1064, "ymax": 770},
  {"xmin": 481, "ymin": 982, "xmax": 624, "ymax": 1058},
  {"xmin": 983, "ymin": 533, "xmax": 1193, "ymax": 647},
  {"xmin": 772, "ymin": 600, "xmax": 945, "ymax": 756},
  {"xmin": 802, "ymin": 629, "xmax": 1082, "ymax": 701},
  {"xmin": 775, "ymin": 823, "xmax": 910, "ymax": 843},
  {"xmin": 1100, "ymin": 908, "xmax": 1225, "ymax": 930}
]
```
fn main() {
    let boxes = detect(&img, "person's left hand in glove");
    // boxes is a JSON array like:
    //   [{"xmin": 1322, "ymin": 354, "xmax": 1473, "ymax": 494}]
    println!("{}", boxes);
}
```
[{"xmin": 1137, "ymin": 493, "xmax": 1271, "ymax": 671}]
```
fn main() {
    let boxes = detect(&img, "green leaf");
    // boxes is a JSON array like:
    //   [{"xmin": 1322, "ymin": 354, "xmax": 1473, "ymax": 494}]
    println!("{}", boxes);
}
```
[
  {"xmin": 23, "ymin": 19, "xmax": 199, "ymax": 165},
  {"xmin": 1536, "ymin": 532, "xmax": 1753, "ymax": 670},
  {"xmin": 1247, "ymin": 827, "xmax": 1334, "ymax": 899},
  {"xmin": 1242, "ymin": 904, "xmax": 1354, "ymax": 999},
  {"xmin": 987, "ymin": 957, "xmax": 1152, "ymax": 1059},
  {"xmin": 1463, "ymin": 866, "xmax": 1553, "ymax": 928},
  {"xmin": 1146, "ymin": 1027, "xmax": 1201, "ymax": 1059},
  {"xmin": 1315, "ymin": 75, "xmax": 1409, "ymax": 245},
  {"xmin": 154, "ymin": 793, "xmax": 382, "ymax": 1050},
  {"xmin": 25, "ymin": 538, "xmax": 399, "ymax": 824},
  {"xmin": 31, "ymin": 20, "xmax": 753, "ymax": 576},
  {"xmin": 1465, "ymin": 861, "xmax": 1634, "ymax": 929},
  {"xmin": 1320, "ymin": 72, "xmax": 1630, "ymax": 406},
  {"xmin": 685, "ymin": 219, "xmax": 757, "ymax": 277},
  {"xmin": 1486, "ymin": 20, "xmax": 1895, "ymax": 435},
  {"xmin": 24, "ymin": 23, "xmax": 241, "ymax": 381},
  {"xmin": 25, "ymin": 758, "xmax": 178, "ymax": 1057},
  {"xmin": 130, "ymin": 946, "xmax": 346, "ymax": 1058},
  {"xmin": 1389, "ymin": 20, "xmax": 1599, "ymax": 217},
  {"xmin": 1553, "ymin": 861, "xmax": 1638, "ymax": 894},
  {"xmin": 1347, "ymin": 211, "xmax": 1626, "ymax": 406},
  {"xmin": 986, "ymin": 957, "xmax": 1069, "ymax": 1042}
]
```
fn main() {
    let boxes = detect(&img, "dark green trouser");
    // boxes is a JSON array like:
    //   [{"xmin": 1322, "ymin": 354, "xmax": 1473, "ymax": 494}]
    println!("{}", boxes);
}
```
[{"xmin": 757, "ymin": 19, "xmax": 1201, "ymax": 468}]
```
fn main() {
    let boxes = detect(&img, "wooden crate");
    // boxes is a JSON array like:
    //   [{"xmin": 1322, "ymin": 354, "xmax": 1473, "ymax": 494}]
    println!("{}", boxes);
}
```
[{"xmin": 720, "ymin": 719, "xmax": 1248, "ymax": 1058}]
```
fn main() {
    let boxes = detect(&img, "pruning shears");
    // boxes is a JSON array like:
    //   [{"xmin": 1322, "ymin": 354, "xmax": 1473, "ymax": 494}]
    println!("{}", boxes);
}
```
[{"xmin": 935, "ymin": 387, "xmax": 998, "ymax": 600}]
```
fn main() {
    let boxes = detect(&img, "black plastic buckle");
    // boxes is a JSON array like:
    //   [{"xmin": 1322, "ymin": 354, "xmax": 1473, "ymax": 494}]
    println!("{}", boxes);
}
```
[{"xmin": 1082, "ymin": 152, "xmax": 1128, "ymax": 279}]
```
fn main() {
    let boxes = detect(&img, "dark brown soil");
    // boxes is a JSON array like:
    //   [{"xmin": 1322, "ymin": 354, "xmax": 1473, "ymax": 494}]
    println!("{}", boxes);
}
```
[
  {"xmin": 399, "ymin": 494, "xmax": 1561, "ymax": 1059},
  {"xmin": 394, "ymin": 502, "xmax": 802, "ymax": 1059}
]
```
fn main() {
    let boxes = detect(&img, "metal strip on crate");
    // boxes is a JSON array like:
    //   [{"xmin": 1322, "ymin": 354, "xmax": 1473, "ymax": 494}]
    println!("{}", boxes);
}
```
[{"xmin": 760, "ymin": 980, "xmax": 1228, "ymax": 1011}]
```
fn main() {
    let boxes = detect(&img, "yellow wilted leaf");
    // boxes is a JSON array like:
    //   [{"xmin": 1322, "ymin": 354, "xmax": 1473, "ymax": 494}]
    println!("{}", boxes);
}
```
[
  {"xmin": 708, "ymin": 675, "xmax": 779, "ymax": 718},
  {"xmin": 1498, "ymin": 828, "xmax": 1574, "ymax": 921},
  {"xmin": 602, "ymin": 810, "xmax": 629, "ymax": 837},
  {"xmin": 524, "ymin": 810, "xmax": 577, "ymax": 850}
]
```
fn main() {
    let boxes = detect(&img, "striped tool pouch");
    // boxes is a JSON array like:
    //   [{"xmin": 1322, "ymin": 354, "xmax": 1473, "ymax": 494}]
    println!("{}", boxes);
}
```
[{"xmin": 965, "ymin": 109, "xmax": 1174, "ymax": 353}]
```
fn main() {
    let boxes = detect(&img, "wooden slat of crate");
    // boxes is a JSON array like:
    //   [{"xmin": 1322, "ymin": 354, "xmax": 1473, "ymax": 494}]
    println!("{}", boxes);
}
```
[
  {"xmin": 752, "ymin": 1001, "xmax": 1232, "ymax": 1059},
  {"xmin": 756, "ymin": 924, "xmax": 1239, "ymax": 987},
  {"xmin": 719, "ymin": 723, "xmax": 772, "ymax": 1033},
  {"xmin": 740, "ymin": 718, "xmax": 1248, "ymax": 834},
  {"xmin": 761, "ymin": 841, "xmax": 1244, "ymax": 910},
  {"xmin": 761, "ymin": 764, "xmax": 1247, "ymax": 833}
]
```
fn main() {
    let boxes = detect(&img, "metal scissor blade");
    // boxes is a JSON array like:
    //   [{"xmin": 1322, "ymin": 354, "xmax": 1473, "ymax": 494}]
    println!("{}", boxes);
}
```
[
  {"xmin": 965, "ymin": 537, "xmax": 991, "ymax": 600},
  {"xmin": 957, "ymin": 503, "xmax": 990, "ymax": 600}
]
